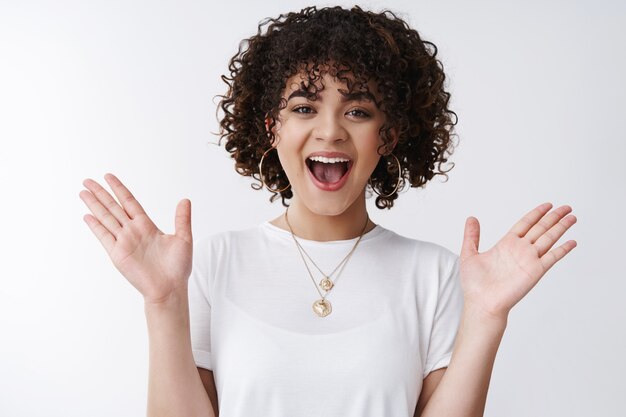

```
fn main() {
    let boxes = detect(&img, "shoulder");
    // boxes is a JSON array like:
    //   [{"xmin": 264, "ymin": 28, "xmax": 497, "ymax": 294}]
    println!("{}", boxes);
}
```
[
  {"xmin": 193, "ymin": 224, "xmax": 265, "ymax": 254},
  {"xmin": 382, "ymin": 227, "xmax": 458, "ymax": 269}
]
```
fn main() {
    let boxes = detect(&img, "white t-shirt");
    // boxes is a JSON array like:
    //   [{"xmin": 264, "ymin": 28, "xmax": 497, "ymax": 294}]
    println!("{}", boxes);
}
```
[{"xmin": 189, "ymin": 221, "xmax": 464, "ymax": 417}]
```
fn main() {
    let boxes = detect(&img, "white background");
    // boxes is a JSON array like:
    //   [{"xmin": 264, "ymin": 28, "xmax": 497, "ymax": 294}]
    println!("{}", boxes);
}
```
[{"xmin": 1, "ymin": 0, "xmax": 624, "ymax": 416}]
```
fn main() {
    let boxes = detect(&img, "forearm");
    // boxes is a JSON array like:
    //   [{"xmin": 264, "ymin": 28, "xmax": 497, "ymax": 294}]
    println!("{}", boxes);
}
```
[
  {"xmin": 145, "ymin": 286, "xmax": 215, "ymax": 417},
  {"xmin": 420, "ymin": 306, "xmax": 508, "ymax": 417}
]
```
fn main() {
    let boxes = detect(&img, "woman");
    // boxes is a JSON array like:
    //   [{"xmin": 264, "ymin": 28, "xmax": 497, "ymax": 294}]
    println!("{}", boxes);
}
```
[{"xmin": 78, "ymin": 6, "xmax": 577, "ymax": 417}]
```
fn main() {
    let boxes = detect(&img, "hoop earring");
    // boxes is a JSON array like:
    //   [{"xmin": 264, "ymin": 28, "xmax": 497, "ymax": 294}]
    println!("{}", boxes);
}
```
[
  {"xmin": 369, "ymin": 153, "xmax": 402, "ymax": 198},
  {"xmin": 258, "ymin": 147, "xmax": 291, "ymax": 193}
]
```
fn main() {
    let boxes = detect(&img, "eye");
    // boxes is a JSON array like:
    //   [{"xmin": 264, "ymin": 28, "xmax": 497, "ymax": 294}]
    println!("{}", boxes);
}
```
[
  {"xmin": 292, "ymin": 105, "xmax": 314, "ymax": 114},
  {"xmin": 347, "ymin": 108, "xmax": 371, "ymax": 118}
]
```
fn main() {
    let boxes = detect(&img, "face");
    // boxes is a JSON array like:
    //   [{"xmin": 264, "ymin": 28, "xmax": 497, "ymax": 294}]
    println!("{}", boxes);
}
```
[{"xmin": 268, "ymin": 70, "xmax": 394, "ymax": 216}]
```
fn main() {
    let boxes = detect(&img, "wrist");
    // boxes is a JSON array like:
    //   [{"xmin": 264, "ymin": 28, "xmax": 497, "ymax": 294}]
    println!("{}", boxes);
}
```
[
  {"xmin": 144, "ymin": 285, "xmax": 189, "ymax": 311},
  {"xmin": 463, "ymin": 304, "xmax": 509, "ymax": 329}
]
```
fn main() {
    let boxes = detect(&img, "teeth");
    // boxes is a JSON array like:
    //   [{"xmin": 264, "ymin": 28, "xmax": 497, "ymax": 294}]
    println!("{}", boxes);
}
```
[{"xmin": 308, "ymin": 156, "xmax": 350, "ymax": 164}]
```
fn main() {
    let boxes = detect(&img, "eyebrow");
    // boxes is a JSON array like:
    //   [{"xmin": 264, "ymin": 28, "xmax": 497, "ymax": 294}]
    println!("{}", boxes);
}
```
[{"xmin": 287, "ymin": 89, "xmax": 379, "ymax": 108}]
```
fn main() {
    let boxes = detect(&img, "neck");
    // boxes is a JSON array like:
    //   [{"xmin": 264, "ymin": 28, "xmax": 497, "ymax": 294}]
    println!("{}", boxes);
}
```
[{"xmin": 271, "ymin": 193, "xmax": 375, "ymax": 242}]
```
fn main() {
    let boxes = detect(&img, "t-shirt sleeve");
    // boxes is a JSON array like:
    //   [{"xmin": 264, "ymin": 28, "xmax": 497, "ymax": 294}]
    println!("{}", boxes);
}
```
[
  {"xmin": 188, "ymin": 235, "xmax": 214, "ymax": 370},
  {"xmin": 423, "ymin": 254, "xmax": 464, "ymax": 378}
]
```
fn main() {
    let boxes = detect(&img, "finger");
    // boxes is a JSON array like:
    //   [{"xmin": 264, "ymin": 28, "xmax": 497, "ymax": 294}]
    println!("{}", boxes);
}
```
[
  {"xmin": 82, "ymin": 178, "xmax": 131, "ymax": 226},
  {"xmin": 82, "ymin": 213, "xmax": 116, "ymax": 254},
  {"xmin": 104, "ymin": 173, "xmax": 151, "ymax": 219},
  {"xmin": 508, "ymin": 202, "xmax": 553, "ymax": 237},
  {"xmin": 525, "ymin": 205, "xmax": 573, "ymax": 244},
  {"xmin": 79, "ymin": 188, "xmax": 123, "ymax": 238},
  {"xmin": 175, "ymin": 199, "xmax": 193, "ymax": 244},
  {"xmin": 534, "ymin": 214, "xmax": 577, "ymax": 257},
  {"xmin": 460, "ymin": 216, "xmax": 480, "ymax": 260},
  {"xmin": 540, "ymin": 239, "xmax": 577, "ymax": 271},
  {"xmin": 103, "ymin": 173, "xmax": 147, "ymax": 219}
]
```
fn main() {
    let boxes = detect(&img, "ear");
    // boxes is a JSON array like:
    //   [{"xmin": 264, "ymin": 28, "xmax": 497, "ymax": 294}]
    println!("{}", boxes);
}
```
[
  {"xmin": 265, "ymin": 115, "xmax": 280, "ymax": 147},
  {"xmin": 264, "ymin": 116, "xmax": 272, "ymax": 134},
  {"xmin": 385, "ymin": 127, "xmax": 399, "ymax": 154}
]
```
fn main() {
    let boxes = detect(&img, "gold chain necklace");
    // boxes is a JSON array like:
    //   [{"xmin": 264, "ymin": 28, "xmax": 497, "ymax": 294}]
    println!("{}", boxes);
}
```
[{"xmin": 284, "ymin": 207, "xmax": 370, "ymax": 317}]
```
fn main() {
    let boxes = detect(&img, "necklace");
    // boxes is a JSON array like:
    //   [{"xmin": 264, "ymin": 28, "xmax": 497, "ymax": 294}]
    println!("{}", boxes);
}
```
[{"xmin": 284, "ymin": 208, "xmax": 370, "ymax": 317}]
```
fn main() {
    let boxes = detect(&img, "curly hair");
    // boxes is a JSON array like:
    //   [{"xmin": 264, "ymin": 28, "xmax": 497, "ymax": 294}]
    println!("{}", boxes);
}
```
[{"xmin": 216, "ymin": 5, "xmax": 458, "ymax": 209}]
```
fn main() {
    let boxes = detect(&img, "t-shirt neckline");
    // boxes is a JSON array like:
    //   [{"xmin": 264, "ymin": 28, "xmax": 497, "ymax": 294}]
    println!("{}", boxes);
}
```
[{"xmin": 261, "ymin": 220, "xmax": 388, "ymax": 246}]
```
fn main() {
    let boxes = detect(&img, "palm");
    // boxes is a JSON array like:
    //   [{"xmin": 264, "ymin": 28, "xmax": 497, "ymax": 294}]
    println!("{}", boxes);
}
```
[
  {"xmin": 460, "ymin": 203, "xmax": 577, "ymax": 319},
  {"xmin": 79, "ymin": 173, "xmax": 193, "ymax": 304},
  {"xmin": 109, "ymin": 214, "xmax": 192, "ymax": 301}
]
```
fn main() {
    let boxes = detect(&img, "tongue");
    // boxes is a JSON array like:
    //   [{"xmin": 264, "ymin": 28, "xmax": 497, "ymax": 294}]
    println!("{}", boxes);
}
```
[{"xmin": 311, "ymin": 161, "xmax": 346, "ymax": 183}]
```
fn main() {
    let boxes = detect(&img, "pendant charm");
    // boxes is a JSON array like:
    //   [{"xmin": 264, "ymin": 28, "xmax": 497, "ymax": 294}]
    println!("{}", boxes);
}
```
[
  {"xmin": 312, "ymin": 298, "xmax": 332, "ymax": 317},
  {"xmin": 319, "ymin": 277, "xmax": 334, "ymax": 291}
]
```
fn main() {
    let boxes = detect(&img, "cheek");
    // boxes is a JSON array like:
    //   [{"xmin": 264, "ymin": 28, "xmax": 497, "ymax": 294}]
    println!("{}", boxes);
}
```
[
  {"xmin": 362, "ymin": 129, "xmax": 385, "ymax": 157},
  {"xmin": 359, "ymin": 132, "xmax": 385, "ymax": 173},
  {"xmin": 275, "ymin": 135, "xmax": 304, "ymax": 172}
]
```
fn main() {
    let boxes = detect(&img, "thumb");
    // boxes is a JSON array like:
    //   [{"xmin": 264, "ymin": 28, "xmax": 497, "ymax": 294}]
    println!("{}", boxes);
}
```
[
  {"xmin": 174, "ymin": 199, "xmax": 193, "ymax": 243},
  {"xmin": 461, "ymin": 216, "xmax": 480, "ymax": 260}
]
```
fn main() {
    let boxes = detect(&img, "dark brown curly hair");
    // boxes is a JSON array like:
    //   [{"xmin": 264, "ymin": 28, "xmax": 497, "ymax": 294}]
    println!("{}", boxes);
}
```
[{"xmin": 216, "ymin": 5, "xmax": 458, "ymax": 209}]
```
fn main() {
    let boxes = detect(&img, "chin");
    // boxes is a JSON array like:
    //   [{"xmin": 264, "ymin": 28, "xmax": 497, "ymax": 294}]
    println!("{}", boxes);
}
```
[
  {"xmin": 295, "ymin": 188, "xmax": 363, "ymax": 218},
  {"xmin": 308, "ymin": 205, "xmax": 348, "ymax": 217}
]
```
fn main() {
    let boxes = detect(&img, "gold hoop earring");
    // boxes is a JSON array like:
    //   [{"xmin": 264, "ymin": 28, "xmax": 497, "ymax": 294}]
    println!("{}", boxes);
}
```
[
  {"xmin": 258, "ymin": 147, "xmax": 291, "ymax": 193},
  {"xmin": 369, "ymin": 153, "xmax": 402, "ymax": 198}
]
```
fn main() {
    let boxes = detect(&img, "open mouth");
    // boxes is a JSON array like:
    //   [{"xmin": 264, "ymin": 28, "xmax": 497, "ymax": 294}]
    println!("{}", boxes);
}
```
[{"xmin": 305, "ymin": 156, "xmax": 353, "ymax": 184}]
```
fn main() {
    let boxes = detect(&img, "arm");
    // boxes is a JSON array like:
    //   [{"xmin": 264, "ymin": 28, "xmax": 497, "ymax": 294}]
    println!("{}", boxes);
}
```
[
  {"xmin": 145, "ymin": 287, "xmax": 216, "ymax": 417},
  {"xmin": 198, "ymin": 368, "xmax": 220, "ymax": 417},
  {"xmin": 418, "ymin": 307, "xmax": 506, "ymax": 417},
  {"xmin": 414, "ymin": 368, "xmax": 446, "ymax": 417},
  {"xmin": 78, "ymin": 174, "xmax": 215, "ymax": 416},
  {"xmin": 418, "ymin": 203, "xmax": 576, "ymax": 417}
]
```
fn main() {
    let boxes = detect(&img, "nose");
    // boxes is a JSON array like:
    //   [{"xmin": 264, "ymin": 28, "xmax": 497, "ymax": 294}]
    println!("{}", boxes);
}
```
[{"xmin": 314, "ymin": 111, "xmax": 347, "ymax": 143}]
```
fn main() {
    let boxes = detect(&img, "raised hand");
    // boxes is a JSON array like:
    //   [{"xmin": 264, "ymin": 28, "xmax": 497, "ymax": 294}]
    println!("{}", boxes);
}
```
[
  {"xmin": 79, "ymin": 173, "xmax": 193, "ymax": 304},
  {"xmin": 459, "ymin": 203, "xmax": 577, "ymax": 320}
]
